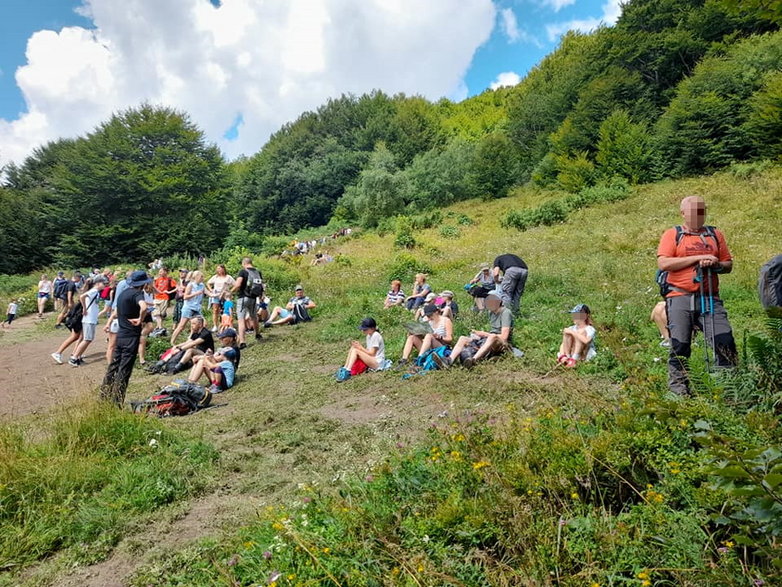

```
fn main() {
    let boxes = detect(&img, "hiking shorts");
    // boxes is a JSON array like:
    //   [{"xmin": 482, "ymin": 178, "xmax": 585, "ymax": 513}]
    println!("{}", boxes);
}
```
[
  {"xmin": 237, "ymin": 297, "xmax": 256, "ymax": 319},
  {"xmin": 182, "ymin": 306, "xmax": 201, "ymax": 320},
  {"xmin": 110, "ymin": 318, "xmax": 119, "ymax": 334},
  {"xmin": 38, "ymin": 292, "xmax": 50, "ymax": 299},
  {"xmin": 212, "ymin": 366, "xmax": 230, "ymax": 390},
  {"xmin": 82, "ymin": 322, "xmax": 97, "ymax": 341},
  {"xmin": 153, "ymin": 298, "xmax": 169, "ymax": 318}
]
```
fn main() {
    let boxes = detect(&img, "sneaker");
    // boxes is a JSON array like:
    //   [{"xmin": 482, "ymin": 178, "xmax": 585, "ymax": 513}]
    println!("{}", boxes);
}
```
[
  {"xmin": 557, "ymin": 353, "xmax": 569, "ymax": 365},
  {"xmin": 246, "ymin": 328, "xmax": 254, "ymax": 334},
  {"xmin": 51, "ymin": 352, "xmax": 63, "ymax": 364},
  {"xmin": 660, "ymin": 339, "xmax": 671, "ymax": 348},
  {"xmin": 211, "ymin": 326, "xmax": 218, "ymax": 332},
  {"xmin": 335, "ymin": 367, "xmax": 351, "ymax": 382},
  {"xmin": 54, "ymin": 324, "xmax": 63, "ymax": 330},
  {"xmin": 68, "ymin": 357, "xmax": 80, "ymax": 367},
  {"xmin": 431, "ymin": 353, "xmax": 450, "ymax": 370},
  {"xmin": 208, "ymin": 384, "xmax": 222, "ymax": 394},
  {"xmin": 239, "ymin": 342, "xmax": 247, "ymax": 349},
  {"xmin": 564, "ymin": 357, "xmax": 577, "ymax": 368},
  {"xmin": 395, "ymin": 358, "xmax": 409, "ymax": 370}
]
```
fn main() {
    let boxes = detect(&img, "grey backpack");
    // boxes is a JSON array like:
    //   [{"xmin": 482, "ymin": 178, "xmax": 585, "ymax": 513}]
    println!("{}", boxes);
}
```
[{"xmin": 759, "ymin": 254, "xmax": 782, "ymax": 310}]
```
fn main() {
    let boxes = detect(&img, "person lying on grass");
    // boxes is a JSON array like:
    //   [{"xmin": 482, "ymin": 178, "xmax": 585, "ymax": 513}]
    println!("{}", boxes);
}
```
[
  {"xmin": 264, "ymin": 285, "xmax": 316, "ymax": 327},
  {"xmin": 557, "ymin": 304, "xmax": 597, "ymax": 368},
  {"xmin": 398, "ymin": 304, "xmax": 452, "ymax": 367},
  {"xmin": 434, "ymin": 291, "xmax": 513, "ymax": 370},
  {"xmin": 187, "ymin": 346, "xmax": 237, "ymax": 393},
  {"xmin": 335, "ymin": 317, "xmax": 386, "ymax": 381}
]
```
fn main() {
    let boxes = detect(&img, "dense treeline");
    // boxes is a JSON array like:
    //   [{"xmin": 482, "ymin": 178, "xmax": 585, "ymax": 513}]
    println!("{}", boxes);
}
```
[{"xmin": 0, "ymin": 0, "xmax": 779, "ymax": 274}]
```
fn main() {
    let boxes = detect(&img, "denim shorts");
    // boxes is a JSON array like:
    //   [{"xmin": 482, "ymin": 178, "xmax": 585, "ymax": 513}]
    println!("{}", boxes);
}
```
[{"xmin": 182, "ymin": 306, "xmax": 201, "ymax": 319}]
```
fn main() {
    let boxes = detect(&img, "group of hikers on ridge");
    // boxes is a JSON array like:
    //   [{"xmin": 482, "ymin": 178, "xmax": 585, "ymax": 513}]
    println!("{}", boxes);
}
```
[{"xmin": 31, "ymin": 194, "xmax": 781, "ymax": 408}]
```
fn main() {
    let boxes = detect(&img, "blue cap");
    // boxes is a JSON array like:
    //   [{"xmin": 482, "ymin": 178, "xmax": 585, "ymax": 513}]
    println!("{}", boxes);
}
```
[{"xmin": 128, "ymin": 270, "xmax": 152, "ymax": 287}]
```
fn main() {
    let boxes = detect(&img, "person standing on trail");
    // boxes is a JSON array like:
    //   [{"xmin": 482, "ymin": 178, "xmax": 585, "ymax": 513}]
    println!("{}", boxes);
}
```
[
  {"xmin": 657, "ymin": 195, "xmax": 737, "ymax": 396},
  {"xmin": 54, "ymin": 272, "xmax": 80, "ymax": 329},
  {"xmin": 52, "ymin": 271, "xmax": 68, "ymax": 312},
  {"xmin": 492, "ymin": 253, "xmax": 528, "ymax": 314},
  {"xmin": 101, "ymin": 270, "xmax": 151, "ymax": 405},
  {"xmin": 37, "ymin": 274, "xmax": 53, "ymax": 318},
  {"xmin": 231, "ymin": 257, "xmax": 264, "ymax": 349}
]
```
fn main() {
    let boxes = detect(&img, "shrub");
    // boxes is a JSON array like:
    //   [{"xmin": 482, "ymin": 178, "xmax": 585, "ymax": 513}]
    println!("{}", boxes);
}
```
[
  {"xmin": 386, "ymin": 253, "xmax": 432, "ymax": 283},
  {"xmin": 502, "ymin": 199, "xmax": 568, "ymax": 231},
  {"xmin": 456, "ymin": 213, "xmax": 475, "ymax": 226},
  {"xmin": 556, "ymin": 151, "xmax": 597, "ymax": 193},
  {"xmin": 439, "ymin": 225, "xmax": 461, "ymax": 239},
  {"xmin": 595, "ymin": 109, "xmax": 654, "ymax": 184},
  {"xmin": 410, "ymin": 210, "xmax": 443, "ymax": 230},
  {"xmin": 394, "ymin": 216, "xmax": 417, "ymax": 249}
]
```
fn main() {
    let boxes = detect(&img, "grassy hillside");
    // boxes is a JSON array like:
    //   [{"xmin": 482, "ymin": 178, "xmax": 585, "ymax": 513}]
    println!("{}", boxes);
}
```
[{"xmin": 3, "ymin": 165, "xmax": 782, "ymax": 586}]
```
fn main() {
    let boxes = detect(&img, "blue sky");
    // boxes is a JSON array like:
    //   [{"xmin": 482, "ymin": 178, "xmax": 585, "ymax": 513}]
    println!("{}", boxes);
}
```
[{"xmin": 0, "ymin": 0, "xmax": 619, "ymax": 163}]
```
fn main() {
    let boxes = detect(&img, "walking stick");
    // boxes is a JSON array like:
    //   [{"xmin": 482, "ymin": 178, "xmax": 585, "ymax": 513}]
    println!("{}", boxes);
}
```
[
  {"xmin": 705, "ymin": 267, "xmax": 717, "ymax": 370},
  {"xmin": 696, "ymin": 266, "xmax": 711, "ymax": 371}
]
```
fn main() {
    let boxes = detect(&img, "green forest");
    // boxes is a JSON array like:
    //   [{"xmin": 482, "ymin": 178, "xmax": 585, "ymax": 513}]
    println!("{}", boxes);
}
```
[{"xmin": 1, "ymin": 0, "xmax": 780, "ymax": 275}]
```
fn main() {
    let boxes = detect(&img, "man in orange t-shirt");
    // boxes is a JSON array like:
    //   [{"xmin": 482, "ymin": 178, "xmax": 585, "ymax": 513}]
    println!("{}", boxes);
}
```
[{"xmin": 657, "ymin": 195, "xmax": 737, "ymax": 396}]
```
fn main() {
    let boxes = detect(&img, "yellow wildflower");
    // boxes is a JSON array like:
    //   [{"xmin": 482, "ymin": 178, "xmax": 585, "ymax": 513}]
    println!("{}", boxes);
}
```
[
  {"xmin": 571, "ymin": 492, "xmax": 579, "ymax": 500},
  {"xmin": 472, "ymin": 460, "xmax": 490, "ymax": 470},
  {"xmin": 322, "ymin": 547, "xmax": 330, "ymax": 554},
  {"xmin": 272, "ymin": 522, "xmax": 285, "ymax": 531},
  {"xmin": 637, "ymin": 571, "xmax": 649, "ymax": 580}
]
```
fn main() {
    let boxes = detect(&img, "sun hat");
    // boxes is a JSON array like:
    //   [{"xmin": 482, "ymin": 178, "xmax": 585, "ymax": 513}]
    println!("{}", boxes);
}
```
[
  {"xmin": 359, "ymin": 317, "xmax": 377, "ymax": 330},
  {"xmin": 480, "ymin": 263, "xmax": 490, "ymax": 271},
  {"xmin": 439, "ymin": 290, "xmax": 454, "ymax": 298},
  {"xmin": 128, "ymin": 270, "xmax": 152, "ymax": 287}
]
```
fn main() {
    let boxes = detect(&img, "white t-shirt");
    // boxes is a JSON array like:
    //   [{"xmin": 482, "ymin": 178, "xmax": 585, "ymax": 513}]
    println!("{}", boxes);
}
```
[
  {"xmin": 568, "ymin": 324, "xmax": 597, "ymax": 360},
  {"xmin": 83, "ymin": 289, "xmax": 101, "ymax": 324},
  {"xmin": 38, "ymin": 280, "xmax": 52, "ymax": 294},
  {"xmin": 8, "ymin": 303, "xmax": 18, "ymax": 315},
  {"xmin": 366, "ymin": 331, "xmax": 385, "ymax": 365},
  {"xmin": 207, "ymin": 274, "xmax": 235, "ymax": 296}
]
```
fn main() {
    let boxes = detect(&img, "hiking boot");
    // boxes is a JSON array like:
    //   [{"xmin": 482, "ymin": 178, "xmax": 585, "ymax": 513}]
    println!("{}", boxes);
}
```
[
  {"xmin": 51, "ymin": 352, "xmax": 63, "ymax": 364},
  {"xmin": 431, "ymin": 353, "xmax": 450, "ymax": 370}
]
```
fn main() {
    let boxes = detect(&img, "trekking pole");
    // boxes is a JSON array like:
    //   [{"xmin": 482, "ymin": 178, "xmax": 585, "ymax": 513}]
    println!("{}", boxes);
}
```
[
  {"xmin": 705, "ymin": 267, "xmax": 717, "ymax": 371},
  {"xmin": 696, "ymin": 266, "xmax": 711, "ymax": 371}
]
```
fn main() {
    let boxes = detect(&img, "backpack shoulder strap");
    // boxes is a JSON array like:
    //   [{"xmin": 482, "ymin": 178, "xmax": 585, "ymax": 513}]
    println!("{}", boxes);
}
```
[{"xmin": 674, "ymin": 225, "xmax": 684, "ymax": 246}]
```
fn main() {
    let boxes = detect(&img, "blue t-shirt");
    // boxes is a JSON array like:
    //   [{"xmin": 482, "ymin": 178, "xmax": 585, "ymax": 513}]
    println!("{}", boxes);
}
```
[
  {"xmin": 219, "ymin": 360, "xmax": 235, "ymax": 388},
  {"xmin": 222, "ymin": 300, "xmax": 234, "ymax": 316},
  {"xmin": 184, "ymin": 282, "xmax": 205, "ymax": 310}
]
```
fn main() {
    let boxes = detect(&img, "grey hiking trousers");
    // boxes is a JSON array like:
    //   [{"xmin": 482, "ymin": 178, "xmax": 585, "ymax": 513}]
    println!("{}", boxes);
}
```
[
  {"xmin": 666, "ymin": 294, "xmax": 737, "ymax": 396},
  {"xmin": 500, "ymin": 266, "xmax": 528, "ymax": 314}
]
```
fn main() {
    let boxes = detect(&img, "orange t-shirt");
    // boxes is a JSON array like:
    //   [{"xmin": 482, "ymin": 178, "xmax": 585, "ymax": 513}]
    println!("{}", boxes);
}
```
[
  {"xmin": 657, "ymin": 227, "xmax": 732, "ymax": 297},
  {"xmin": 153, "ymin": 276, "xmax": 175, "ymax": 301}
]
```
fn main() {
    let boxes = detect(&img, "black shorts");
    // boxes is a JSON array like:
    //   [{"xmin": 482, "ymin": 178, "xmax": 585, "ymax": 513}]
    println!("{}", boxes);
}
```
[{"xmin": 212, "ymin": 366, "xmax": 229, "ymax": 390}]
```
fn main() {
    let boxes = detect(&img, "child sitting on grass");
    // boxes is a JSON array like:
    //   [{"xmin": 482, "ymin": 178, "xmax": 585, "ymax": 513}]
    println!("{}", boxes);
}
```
[
  {"xmin": 335, "ymin": 317, "xmax": 388, "ymax": 382},
  {"xmin": 557, "ymin": 304, "xmax": 597, "ymax": 368},
  {"xmin": 220, "ymin": 292, "xmax": 235, "ymax": 334},
  {"xmin": 187, "ymin": 347, "xmax": 237, "ymax": 393}
]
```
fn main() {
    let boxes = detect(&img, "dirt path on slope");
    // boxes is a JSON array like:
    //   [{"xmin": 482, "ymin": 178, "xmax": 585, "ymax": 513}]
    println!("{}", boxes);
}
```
[{"xmin": 0, "ymin": 315, "xmax": 109, "ymax": 418}]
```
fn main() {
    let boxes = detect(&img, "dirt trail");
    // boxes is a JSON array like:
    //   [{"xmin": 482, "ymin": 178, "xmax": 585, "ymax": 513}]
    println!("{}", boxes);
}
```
[{"xmin": 0, "ymin": 316, "xmax": 109, "ymax": 418}]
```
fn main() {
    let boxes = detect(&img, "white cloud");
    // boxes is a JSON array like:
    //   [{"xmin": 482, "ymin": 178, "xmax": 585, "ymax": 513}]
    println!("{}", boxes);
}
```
[
  {"xmin": 539, "ymin": 0, "xmax": 577, "ymax": 12},
  {"xmin": 500, "ymin": 8, "xmax": 520, "ymax": 42},
  {"xmin": 546, "ymin": 0, "xmax": 623, "ymax": 41},
  {"xmin": 0, "ymin": 0, "xmax": 496, "ymax": 166},
  {"xmin": 490, "ymin": 71, "xmax": 521, "ymax": 90}
]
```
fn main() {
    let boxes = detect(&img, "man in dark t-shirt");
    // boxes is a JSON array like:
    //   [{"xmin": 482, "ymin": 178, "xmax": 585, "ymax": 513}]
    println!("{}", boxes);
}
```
[
  {"xmin": 101, "ymin": 270, "xmax": 151, "ymax": 405},
  {"xmin": 55, "ymin": 273, "xmax": 81, "ymax": 328},
  {"xmin": 168, "ymin": 315, "xmax": 215, "ymax": 373},
  {"xmin": 231, "ymin": 256, "xmax": 263, "ymax": 348},
  {"xmin": 492, "ymin": 253, "xmax": 529, "ymax": 314}
]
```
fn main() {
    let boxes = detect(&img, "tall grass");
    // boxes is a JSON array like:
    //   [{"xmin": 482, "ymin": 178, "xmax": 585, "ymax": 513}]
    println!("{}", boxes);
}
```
[{"xmin": 0, "ymin": 401, "xmax": 217, "ymax": 571}]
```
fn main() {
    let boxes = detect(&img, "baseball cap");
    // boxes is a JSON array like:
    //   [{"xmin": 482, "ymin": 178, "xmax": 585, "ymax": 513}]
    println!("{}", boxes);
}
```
[
  {"xmin": 359, "ymin": 317, "xmax": 377, "ymax": 330},
  {"xmin": 569, "ymin": 304, "xmax": 591, "ymax": 314},
  {"xmin": 439, "ymin": 290, "xmax": 454, "ymax": 298},
  {"xmin": 221, "ymin": 347, "xmax": 237, "ymax": 360},
  {"xmin": 294, "ymin": 284, "xmax": 304, "ymax": 291},
  {"xmin": 57, "ymin": 271, "xmax": 64, "ymax": 276},
  {"xmin": 424, "ymin": 292, "xmax": 436, "ymax": 302},
  {"xmin": 128, "ymin": 270, "xmax": 152, "ymax": 287},
  {"xmin": 218, "ymin": 328, "xmax": 237, "ymax": 339},
  {"xmin": 423, "ymin": 304, "xmax": 438, "ymax": 317},
  {"xmin": 480, "ymin": 263, "xmax": 490, "ymax": 271},
  {"xmin": 178, "ymin": 268, "xmax": 188, "ymax": 273}
]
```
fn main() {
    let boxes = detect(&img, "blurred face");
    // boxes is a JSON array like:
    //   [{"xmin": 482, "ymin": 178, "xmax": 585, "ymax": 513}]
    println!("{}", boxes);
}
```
[
  {"xmin": 190, "ymin": 317, "xmax": 203, "ymax": 332},
  {"xmin": 158, "ymin": 268, "xmax": 167, "ymax": 277},
  {"xmin": 680, "ymin": 196, "xmax": 706, "ymax": 230},
  {"xmin": 486, "ymin": 297, "xmax": 501, "ymax": 313},
  {"xmin": 572, "ymin": 312, "xmax": 587, "ymax": 323},
  {"xmin": 217, "ymin": 265, "xmax": 226, "ymax": 276},
  {"xmin": 295, "ymin": 289, "xmax": 304, "ymax": 298}
]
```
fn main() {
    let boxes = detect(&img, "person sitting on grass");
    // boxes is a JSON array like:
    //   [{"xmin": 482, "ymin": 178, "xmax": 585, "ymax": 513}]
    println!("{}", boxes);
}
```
[
  {"xmin": 264, "ymin": 286, "xmax": 316, "ymax": 327},
  {"xmin": 215, "ymin": 327, "xmax": 241, "ymax": 371},
  {"xmin": 651, "ymin": 301, "xmax": 670, "ymax": 348},
  {"xmin": 167, "ymin": 315, "xmax": 215, "ymax": 374},
  {"xmin": 384, "ymin": 280, "xmax": 406, "ymax": 308},
  {"xmin": 398, "ymin": 304, "xmax": 453, "ymax": 367},
  {"xmin": 435, "ymin": 291, "xmax": 513, "ymax": 370},
  {"xmin": 335, "ymin": 317, "xmax": 387, "ymax": 382},
  {"xmin": 187, "ymin": 346, "xmax": 237, "ymax": 393},
  {"xmin": 405, "ymin": 273, "xmax": 431, "ymax": 311},
  {"xmin": 467, "ymin": 263, "xmax": 495, "ymax": 310},
  {"xmin": 438, "ymin": 290, "xmax": 459, "ymax": 320},
  {"xmin": 557, "ymin": 304, "xmax": 597, "ymax": 368},
  {"xmin": 414, "ymin": 292, "xmax": 437, "ymax": 321}
]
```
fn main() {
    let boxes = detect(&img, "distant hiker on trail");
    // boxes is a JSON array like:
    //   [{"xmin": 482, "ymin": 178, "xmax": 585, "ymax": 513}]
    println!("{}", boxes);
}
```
[
  {"xmin": 657, "ymin": 195, "xmax": 737, "ymax": 397},
  {"xmin": 101, "ymin": 270, "xmax": 151, "ymax": 405},
  {"xmin": 206, "ymin": 264, "xmax": 235, "ymax": 332},
  {"xmin": 405, "ymin": 273, "xmax": 431, "ymax": 311},
  {"xmin": 37, "ymin": 274, "xmax": 52, "ymax": 318},
  {"xmin": 3, "ymin": 299, "xmax": 18, "ymax": 328},
  {"xmin": 557, "ymin": 304, "xmax": 597, "ymax": 368},
  {"xmin": 51, "ymin": 279, "xmax": 92, "ymax": 364},
  {"xmin": 651, "ymin": 301, "xmax": 671, "ymax": 348},
  {"xmin": 335, "ymin": 317, "xmax": 388, "ymax": 382},
  {"xmin": 398, "ymin": 304, "xmax": 453, "ymax": 367},
  {"xmin": 54, "ymin": 272, "xmax": 80, "ymax": 329},
  {"xmin": 231, "ymin": 257, "xmax": 264, "ymax": 349},
  {"xmin": 435, "ymin": 291, "xmax": 513, "ymax": 370},
  {"xmin": 170, "ymin": 270, "xmax": 206, "ymax": 345},
  {"xmin": 466, "ymin": 263, "xmax": 495, "ymax": 310},
  {"xmin": 53, "ymin": 271, "xmax": 68, "ymax": 312},
  {"xmin": 264, "ymin": 285, "xmax": 316, "ymax": 327},
  {"xmin": 384, "ymin": 280, "xmax": 406, "ymax": 308},
  {"xmin": 187, "ymin": 346, "xmax": 237, "ymax": 394},
  {"xmin": 758, "ymin": 254, "xmax": 782, "ymax": 315},
  {"xmin": 493, "ymin": 253, "xmax": 528, "ymax": 314},
  {"xmin": 152, "ymin": 266, "xmax": 177, "ymax": 337},
  {"xmin": 69, "ymin": 276, "xmax": 108, "ymax": 367}
]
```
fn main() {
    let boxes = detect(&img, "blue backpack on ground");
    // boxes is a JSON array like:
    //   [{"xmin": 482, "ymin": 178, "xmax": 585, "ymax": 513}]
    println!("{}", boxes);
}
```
[{"xmin": 417, "ymin": 347, "xmax": 451, "ymax": 371}]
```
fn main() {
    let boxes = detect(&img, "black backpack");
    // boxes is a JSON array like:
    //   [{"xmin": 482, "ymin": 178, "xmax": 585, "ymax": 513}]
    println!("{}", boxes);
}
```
[
  {"xmin": 244, "ymin": 268, "xmax": 264, "ymax": 298},
  {"xmin": 655, "ymin": 225, "xmax": 719, "ymax": 297},
  {"xmin": 54, "ymin": 279, "xmax": 68, "ymax": 298},
  {"xmin": 292, "ymin": 302, "xmax": 311, "ymax": 324},
  {"xmin": 64, "ymin": 302, "xmax": 83, "ymax": 330},
  {"xmin": 759, "ymin": 254, "xmax": 782, "ymax": 310}
]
